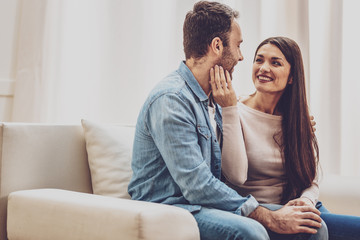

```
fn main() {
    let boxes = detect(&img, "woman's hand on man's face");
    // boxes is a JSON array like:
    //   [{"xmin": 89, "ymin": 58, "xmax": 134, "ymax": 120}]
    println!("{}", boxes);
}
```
[{"xmin": 210, "ymin": 65, "xmax": 237, "ymax": 107}]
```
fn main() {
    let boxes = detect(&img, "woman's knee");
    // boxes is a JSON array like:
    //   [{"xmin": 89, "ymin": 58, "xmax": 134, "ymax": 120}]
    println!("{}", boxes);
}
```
[{"xmin": 311, "ymin": 219, "xmax": 328, "ymax": 240}]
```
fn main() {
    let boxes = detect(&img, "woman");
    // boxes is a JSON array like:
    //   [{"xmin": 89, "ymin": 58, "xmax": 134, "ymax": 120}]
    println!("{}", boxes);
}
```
[{"xmin": 211, "ymin": 36, "xmax": 360, "ymax": 240}]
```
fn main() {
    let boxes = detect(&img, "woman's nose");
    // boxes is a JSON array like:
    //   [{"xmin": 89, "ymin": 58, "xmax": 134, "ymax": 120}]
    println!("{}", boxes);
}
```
[{"xmin": 259, "ymin": 62, "xmax": 270, "ymax": 72}]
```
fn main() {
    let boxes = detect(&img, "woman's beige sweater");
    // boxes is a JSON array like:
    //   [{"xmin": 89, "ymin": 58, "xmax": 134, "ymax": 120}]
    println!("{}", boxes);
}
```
[{"xmin": 220, "ymin": 100, "xmax": 319, "ymax": 205}]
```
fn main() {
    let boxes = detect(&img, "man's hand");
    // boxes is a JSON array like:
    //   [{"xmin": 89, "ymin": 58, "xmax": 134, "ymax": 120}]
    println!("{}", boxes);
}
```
[
  {"xmin": 209, "ymin": 65, "xmax": 237, "ymax": 107},
  {"xmin": 268, "ymin": 205, "xmax": 322, "ymax": 234},
  {"xmin": 249, "ymin": 205, "xmax": 322, "ymax": 235}
]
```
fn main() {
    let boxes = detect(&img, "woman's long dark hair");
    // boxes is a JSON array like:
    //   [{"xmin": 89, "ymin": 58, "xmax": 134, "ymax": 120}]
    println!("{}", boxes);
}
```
[{"xmin": 254, "ymin": 37, "xmax": 319, "ymax": 204}]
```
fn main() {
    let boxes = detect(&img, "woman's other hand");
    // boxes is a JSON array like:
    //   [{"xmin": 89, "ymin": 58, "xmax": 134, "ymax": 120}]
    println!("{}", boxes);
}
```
[
  {"xmin": 210, "ymin": 65, "xmax": 237, "ymax": 107},
  {"xmin": 286, "ymin": 197, "xmax": 315, "ymax": 207}
]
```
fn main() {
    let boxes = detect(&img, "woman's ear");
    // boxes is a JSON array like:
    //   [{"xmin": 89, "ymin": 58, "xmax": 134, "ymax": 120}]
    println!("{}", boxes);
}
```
[
  {"xmin": 210, "ymin": 37, "xmax": 223, "ymax": 56},
  {"xmin": 288, "ymin": 77, "xmax": 293, "ymax": 84}
]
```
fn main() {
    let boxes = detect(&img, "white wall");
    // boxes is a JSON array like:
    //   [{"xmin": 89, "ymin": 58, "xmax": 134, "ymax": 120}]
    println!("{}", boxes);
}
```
[{"xmin": 0, "ymin": 0, "xmax": 18, "ymax": 121}]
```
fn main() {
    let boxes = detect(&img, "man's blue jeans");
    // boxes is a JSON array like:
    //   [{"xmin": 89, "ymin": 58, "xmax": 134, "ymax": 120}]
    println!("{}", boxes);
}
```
[
  {"xmin": 317, "ymin": 201, "xmax": 360, "ymax": 240},
  {"xmin": 192, "ymin": 204, "xmax": 328, "ymax": 240}
]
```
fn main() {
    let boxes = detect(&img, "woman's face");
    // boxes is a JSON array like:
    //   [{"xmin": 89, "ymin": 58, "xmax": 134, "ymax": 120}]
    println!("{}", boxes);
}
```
[{"xmin": 252, "ymin": 43, "xmax": 292, "ymax": 96}]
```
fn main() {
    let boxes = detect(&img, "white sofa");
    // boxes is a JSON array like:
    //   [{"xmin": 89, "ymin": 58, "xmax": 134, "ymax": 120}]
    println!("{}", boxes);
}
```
[
  {"xmin": 0, "ymin": 121, "xmax": 200, "ymax": 240},
  {"xmin": 1, "ymin": 121, "xmax": 359, "ymax": 240}
]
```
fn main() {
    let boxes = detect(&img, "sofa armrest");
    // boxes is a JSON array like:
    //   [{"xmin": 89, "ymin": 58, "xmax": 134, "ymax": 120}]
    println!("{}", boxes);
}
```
[{"xmin": 7, "ymin": 189, "xmax": 200, "ymax": 240}]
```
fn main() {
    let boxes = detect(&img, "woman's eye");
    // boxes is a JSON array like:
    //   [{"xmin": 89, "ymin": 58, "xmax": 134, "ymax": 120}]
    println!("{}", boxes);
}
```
[
  {"xmin": 273, "ymin": 61, "xmax": 281, "ymax": 66},
  {"xmin": 255, "ymin": 58, "xmax": 262, "ymax": 63}
]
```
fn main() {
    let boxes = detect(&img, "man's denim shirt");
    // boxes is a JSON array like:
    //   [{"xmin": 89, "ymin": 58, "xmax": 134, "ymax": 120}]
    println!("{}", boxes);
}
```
[{"xmin": 128, "ymin": 62, "xmax": 259, "ymax": 216}]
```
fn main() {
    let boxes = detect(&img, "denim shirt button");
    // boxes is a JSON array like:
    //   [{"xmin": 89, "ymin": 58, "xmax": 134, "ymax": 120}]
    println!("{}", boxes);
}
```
[
  {"xmin": 214, "ymin": 139, "xmax": 217, "ymax": 143},
  {"xmin": 215, "ymin": 165, "xmax": 219, "ymax": 170}
]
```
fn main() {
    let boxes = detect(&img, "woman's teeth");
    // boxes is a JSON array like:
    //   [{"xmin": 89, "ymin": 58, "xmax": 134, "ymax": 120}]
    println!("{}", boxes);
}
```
[{"xmin": 258, "ymin": 76, "xmax": 272, "ymax": 82}]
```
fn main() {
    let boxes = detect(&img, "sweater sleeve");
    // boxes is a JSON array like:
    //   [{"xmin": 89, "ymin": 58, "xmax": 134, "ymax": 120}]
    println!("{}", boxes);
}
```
[
  {"xmin": 300, "ymin": 162, "xmax": 321, "ymax": 205},
  {"xmin": 300, "ymin": 171, "xmax": 320, "ymax": 205},
  {"xmin": 221, "ymin": 106, "xmax": 248, "ymax": 185},
  {"xmin": 300, "ymin": 183, "xmax": 319, "ymax": 205}
]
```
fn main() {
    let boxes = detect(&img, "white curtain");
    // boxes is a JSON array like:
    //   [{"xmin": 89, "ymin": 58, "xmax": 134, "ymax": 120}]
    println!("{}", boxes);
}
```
[
  {"xmin": 11, "ymin": 0, "xmax": 360, "ymax": 176},
  {"xmin": 12, "ymin": 0, "xmax": 190, "ymax": 124},
  {"xmin": 309, "ymin": 0, "xmax": 360, "ymax": 176},
  {"xmin": 12, "ymin": 0, "xmax": 48, "ymax": 122}
]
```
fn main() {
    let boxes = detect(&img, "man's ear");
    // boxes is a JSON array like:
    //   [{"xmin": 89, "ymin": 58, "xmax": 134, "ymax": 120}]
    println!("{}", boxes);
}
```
[{"xmin": 210, "ymin": 37, "xmax": 223, "ymax": 56}]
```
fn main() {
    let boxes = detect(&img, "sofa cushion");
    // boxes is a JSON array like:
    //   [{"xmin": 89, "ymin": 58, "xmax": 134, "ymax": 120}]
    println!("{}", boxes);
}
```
[{"xmin": 81, "ymin": 119, "xmax": 134, "ymax": 199}]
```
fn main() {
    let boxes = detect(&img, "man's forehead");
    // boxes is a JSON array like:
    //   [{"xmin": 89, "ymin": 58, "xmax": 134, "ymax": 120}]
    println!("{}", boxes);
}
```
[{"xmin": 230, "ymin": 20, "xmax": 243, "ymax": 41}]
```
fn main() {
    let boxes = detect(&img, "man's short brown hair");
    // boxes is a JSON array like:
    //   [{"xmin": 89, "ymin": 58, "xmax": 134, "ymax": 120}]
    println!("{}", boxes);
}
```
[{"xmin": 183, "ymin": 1, "xmax": 239, "ymax": 60}]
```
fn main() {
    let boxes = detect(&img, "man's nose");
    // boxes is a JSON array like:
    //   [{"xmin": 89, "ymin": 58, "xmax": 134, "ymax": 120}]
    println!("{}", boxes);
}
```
[{"xmin": 238, "ymin": 50, "xmax": 244, "ymax": 61}]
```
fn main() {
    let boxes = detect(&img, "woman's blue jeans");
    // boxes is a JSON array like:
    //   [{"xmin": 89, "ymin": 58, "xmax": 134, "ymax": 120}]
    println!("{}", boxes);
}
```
[{"xmin": 316, "ymin": 201, "xmax": 360, "ymax": 240}]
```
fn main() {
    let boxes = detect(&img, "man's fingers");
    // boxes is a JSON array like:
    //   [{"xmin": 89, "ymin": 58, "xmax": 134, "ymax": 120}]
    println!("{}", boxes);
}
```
[
  {"xmin": 297, "ymin": 226, "xmax": 318, "ymax": 235},
  {"xmin": 296, "ymin": 206, "xmax": 322, "ymax": 223},
  {"xmin": 302, "ymin": 212, "xmax": 322, "ymax": 223},
  {"xmin": 310, "ymin": 115, "xmax": 316, "ymax": 132},
  {"xmin": 300, "ymin": 219, "xmax": 322, "ymax": 228},
  {"xmin": 299, "ymin": 206, "xmax": 321, "ymax": 216}
]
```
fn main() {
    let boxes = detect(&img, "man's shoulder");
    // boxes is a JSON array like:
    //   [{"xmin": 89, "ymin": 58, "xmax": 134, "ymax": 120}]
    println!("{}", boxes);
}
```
[
  {"xmin": 147, "ymin": 71, "xmax": 193, "ymax": 104},
  {"xmin": 155, "ymin": 71, "xmax": 185, "ymax": 93}
]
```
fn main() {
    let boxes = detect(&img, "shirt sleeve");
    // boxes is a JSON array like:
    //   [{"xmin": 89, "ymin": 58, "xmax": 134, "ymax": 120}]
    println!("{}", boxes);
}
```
[
  {"xmin": 146, "ymin": 94, "xmax": 259, "ymax": 216},
  {"xmin": 221, "ymin": 106, "xmax": 249, "ymax": 186}
]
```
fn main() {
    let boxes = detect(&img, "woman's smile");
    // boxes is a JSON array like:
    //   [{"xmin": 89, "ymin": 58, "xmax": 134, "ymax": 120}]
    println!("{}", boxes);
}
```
[{"xmin": 257, "ymin": 74, "xmax": 273, "ymax": 83}]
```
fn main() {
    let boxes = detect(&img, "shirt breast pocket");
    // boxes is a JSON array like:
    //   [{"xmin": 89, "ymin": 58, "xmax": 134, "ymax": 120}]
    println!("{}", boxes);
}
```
[{"xmin": 197, "ymin": 125, "xmax": 211, "ymax": 163}]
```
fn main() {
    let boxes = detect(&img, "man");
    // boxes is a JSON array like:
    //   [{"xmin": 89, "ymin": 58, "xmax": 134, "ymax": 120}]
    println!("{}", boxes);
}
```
[{"xmin": 128, "ymin": 1, "xmax": 327, "ymax": 239}]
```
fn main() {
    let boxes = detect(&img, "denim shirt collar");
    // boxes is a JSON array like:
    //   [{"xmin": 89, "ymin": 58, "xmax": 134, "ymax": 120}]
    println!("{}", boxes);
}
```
[{"xmin": 177, "ymin": 61, "xmax": 209, "ymax": 102}]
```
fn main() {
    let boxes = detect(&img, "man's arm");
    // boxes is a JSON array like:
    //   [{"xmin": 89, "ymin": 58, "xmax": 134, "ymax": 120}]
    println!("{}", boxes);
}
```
[{"xmin": 146, "ymin": 93, "xmax": 258, "ymax": 216}]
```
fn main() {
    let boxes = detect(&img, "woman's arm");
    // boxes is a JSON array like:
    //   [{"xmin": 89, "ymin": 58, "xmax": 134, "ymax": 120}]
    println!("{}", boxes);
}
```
[
  {"xmin": 210, "ymin": 65, "xmax": 248, "ymax": 185},
  {"xmin": 287, "ymin": 181, "xmax": 319, "ymax": 206},
  {"xmin": 301, "ymin": 183, "xmax": 319, "ymax": 205},
  {"xmin": 221, "ymin": 106, "xmax": 248, "ymax": 185}
]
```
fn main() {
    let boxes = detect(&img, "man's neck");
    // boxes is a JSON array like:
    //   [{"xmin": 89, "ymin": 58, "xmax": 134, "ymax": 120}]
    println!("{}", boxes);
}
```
[{"xmin": 185, "ymin": 58, "xmax": 212, "ymax": 96}]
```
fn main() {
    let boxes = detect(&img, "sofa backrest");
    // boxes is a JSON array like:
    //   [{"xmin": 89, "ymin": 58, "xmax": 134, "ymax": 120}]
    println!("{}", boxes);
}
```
[{"xmin": 0, "ymin": 122, "xmax": 92, "ymax": 240}]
